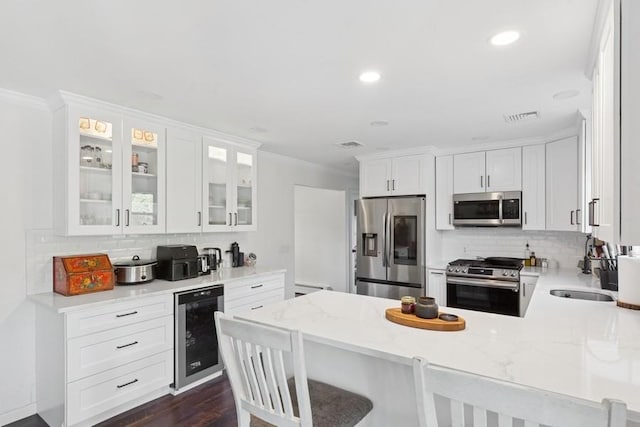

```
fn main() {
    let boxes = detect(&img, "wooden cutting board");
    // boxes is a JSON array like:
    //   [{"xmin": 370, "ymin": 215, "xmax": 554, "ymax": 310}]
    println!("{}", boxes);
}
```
[{"xmin": 385, "ymin": 308, "xmax": 466, "ymax": 331}]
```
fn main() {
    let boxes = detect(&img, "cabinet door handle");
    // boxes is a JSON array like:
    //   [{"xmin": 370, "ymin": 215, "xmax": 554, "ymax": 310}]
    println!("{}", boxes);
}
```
[
  {"xmin": 480, "ymin": 176, "xmax": 484, "ymax": 188},
  {"xmin": 125, "ymin": 209, "xmax": 130, "ymax": 227},
  {"xmin": 386, "ymin": 180, "xmax": 390, "ymax": 191},
  {"xmin": 487, "ymin": 175, "xmax": 491, "ymax": 188},
  {"xmin": 392, "ymin": 179, "xmax": 396, "ymax": 191},
  {"xmin": 523, "ymin": 284, "xmax": 526, "ymax": 298},
  {"xmin": 115, "ymin": 311, "xmax": 138, "ymax": 318},
  {"xmin": 251, "ymin": 305, "xmax": 263, "ymax": 310},
  {"xmin": 116, "ymin": 341, "xmax": 139, "ymax": 349},
  {"xmin": 570, "ymin": 210, "xmax": 575, "ymax": 225},
  {"xmin": 251, "ymin": 284, "xmax": 263, "ymax": 289},
  {"xmin": 524, "ymin": 212, "xmax": 528, "ymax": 225},
  {"xmin": 234, "ymin": 212, "xmax": 238, "ymax": 226},
  {"xmin": 116, "ymin": 379, "xmax": 139, "ymax": 389},
  {"xmin": 115, "ymin": 209, "xmax": 120, "ymax": 227},
  {"xmin": 197, "ymin": 211, "xmax": 202, "ymax": 227},
  {"xmin": 448, "ymin": 213, "xmax": 451, "ymax": 225},
  {"xmin": 591, "ymin": 199, "xmax": 600, "ymax": 227},
  {"xmin": 228, "ymin": 213, "xmax": 233, "ymax": 226},
  {"xmin": 431, "ymin": 272, "xmax": 444, "ymax": 275},
  {"xmin": 576, "ymin": 209, "xmax": 581, "ymax": 225}
]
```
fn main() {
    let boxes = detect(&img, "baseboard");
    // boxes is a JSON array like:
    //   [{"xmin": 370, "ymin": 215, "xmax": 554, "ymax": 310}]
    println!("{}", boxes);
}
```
[
  {"xmin": 170, "ymin": 370, "xmax": 224, "ymax": 395},
  {"xmin": 0, "ymin": 403, "xmax": 37, "ymax": 426}
]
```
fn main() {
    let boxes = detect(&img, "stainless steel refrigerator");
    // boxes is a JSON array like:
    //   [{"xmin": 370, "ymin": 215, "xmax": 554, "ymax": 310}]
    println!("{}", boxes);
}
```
[{"xmin": 356, "ymin": 196, "xmax": 425, "ymax": 298}]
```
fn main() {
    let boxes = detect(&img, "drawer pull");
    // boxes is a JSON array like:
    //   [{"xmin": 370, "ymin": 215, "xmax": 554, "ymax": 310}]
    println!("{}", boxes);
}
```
[
  {"xmin": 251, "ymin": 305, "xmax": 263, "ymax": 310},
  {"xmin": 116, "ymin": 378, "xmax": 139, "ymax": 389},
  {"xmin": 250, "ymin": 284, "xmax": 263, "ymax": 289},
  {"xmin": 115, "ymin": 311, "xmax": 138, "ymax": 318},
  {"xmin": 116, "ymin": 341, "xmax": 139, "ymax": 349}
]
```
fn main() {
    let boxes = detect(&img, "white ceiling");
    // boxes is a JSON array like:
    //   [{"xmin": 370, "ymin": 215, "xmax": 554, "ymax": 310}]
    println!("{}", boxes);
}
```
[{"xmin": 0, "ymin": 0, "xmax": 598, "ymax": 173}]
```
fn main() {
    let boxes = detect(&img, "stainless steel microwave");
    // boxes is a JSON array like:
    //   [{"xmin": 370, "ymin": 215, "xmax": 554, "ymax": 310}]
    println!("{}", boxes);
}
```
[{"xmin": 452, "ymin": 191, "xmax": 522, "ymax": 226}]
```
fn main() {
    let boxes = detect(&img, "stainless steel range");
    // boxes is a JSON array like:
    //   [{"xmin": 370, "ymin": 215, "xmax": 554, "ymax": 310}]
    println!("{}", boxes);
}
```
[{"xmin": 446, "ymin": 257, "xmax": 523, "ymax": 316}]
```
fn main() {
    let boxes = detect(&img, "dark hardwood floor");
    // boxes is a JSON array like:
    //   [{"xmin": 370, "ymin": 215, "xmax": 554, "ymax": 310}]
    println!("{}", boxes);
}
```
[
  {"xmin": 8, "ymin": 374, "xmax": 238, "ymax": 427},
  {"xmin": 97, "ymin": 374, "xmax": 238, "ymax": 427}
]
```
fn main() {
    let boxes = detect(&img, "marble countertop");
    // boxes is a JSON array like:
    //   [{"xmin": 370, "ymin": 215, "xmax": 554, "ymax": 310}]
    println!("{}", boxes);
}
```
[
  {"xmin": 30, "ymin": 266, "xmax": 286, "ymax": 313},
  {"xmin": 236, "ymin": 268, "xmax": 640, "ymax": 416}
]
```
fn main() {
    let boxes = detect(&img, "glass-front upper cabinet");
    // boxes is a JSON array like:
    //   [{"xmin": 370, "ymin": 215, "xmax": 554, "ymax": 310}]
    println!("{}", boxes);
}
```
[
  {"xmin": 202, "ymin": 137, "xmax": 257, "ymax": 232},
  {"xmin": 63, "ymin": 106, "xmax": 124, "ymax": 236},
  {"xmin": 233, "ymin": 149, "xmax": 256, "ymax": 230},
  {"xmin": 122, "ymin": 118, "xmax": 166, "ymax": 234}
]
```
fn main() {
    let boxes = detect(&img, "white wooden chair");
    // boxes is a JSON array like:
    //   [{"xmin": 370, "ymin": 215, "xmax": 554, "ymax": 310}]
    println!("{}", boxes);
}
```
[
  {"xmin": 215, "ymin": 311, "xmax": 373, "ymax": 427},
  {"xmin": 412, "ymin": 357, "xmax": 627, "ymax": 427}
]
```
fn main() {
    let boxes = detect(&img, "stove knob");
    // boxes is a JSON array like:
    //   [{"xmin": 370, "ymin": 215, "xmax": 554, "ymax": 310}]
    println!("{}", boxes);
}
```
[
  {"xmin": 503, "ymin": 271, "xmax": 509, "ymax": 276},
  {"xmin": 455, "ymin": 268, "xmax": 460, "ymax": 272},
  {"xmin": 511, "ymin": 272, "xmax": 517, "ymax": 277}
]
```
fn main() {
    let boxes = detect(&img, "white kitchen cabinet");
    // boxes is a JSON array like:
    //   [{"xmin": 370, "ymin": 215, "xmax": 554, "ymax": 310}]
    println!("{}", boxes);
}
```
[
  {"xmin": 36, "ymin": 294, "xmax": 174, "ymax": 427},
  {"xmin": 359, "ymin": 154, "xmax": 426, "ymax": 197},
  {"xmin": 427, "ymin": 269, "xmax": 447, "ymax": 307},
  {"xmin": 589, "ymin": 1, "xmax": 617, "ymax": 243},
  {"xmin": 453, "ymin": 148, "xmax": 521, "ymax": 194},
  {"xmin": 546, "ymin": 137, "xmax": 579, "ymax": 231},
  {"xmin": 53, "ymin": 98, "xmax": 166, "ymax": 235},
  {"xmin": 453, "ymin": 151, "xmax": 486, "ymax": 193},
  {"xmin": 166, "ymin": 128, "xmax": 203, "ymax": 233},
  {"xmin": 521, "ymin": 144, "xmax": 546, "ymax": 230},
  {"xmin": 485, "ymin": 147, "xmax": 522, "ymax": 192},
  {"xmin": 224, "ymin": 273, "xmax": 285, "ymax": 314},
  {"xmin": 519, "ymin": 276, "xmax": 538, "ymax": 317},
  {"xmin": 435, "ymin": 155, "xmax": 454, "ymax": 230},
  {"xmin": 202, "ymin": 137, "xmax": 257, "ymax": 231}
]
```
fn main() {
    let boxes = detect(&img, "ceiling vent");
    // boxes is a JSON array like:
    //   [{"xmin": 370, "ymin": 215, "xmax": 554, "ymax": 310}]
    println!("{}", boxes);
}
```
[
  {"xmin": 503, "ymin": 111, "xmax": 540, "ymax": 124},
  {"xmin": 337, "ymin": 141, "xmax": 364, "ymax": 149}
]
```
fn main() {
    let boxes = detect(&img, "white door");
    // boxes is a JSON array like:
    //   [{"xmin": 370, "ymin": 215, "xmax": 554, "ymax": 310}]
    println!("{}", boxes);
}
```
[
  {"xmin": 121, "ymin": 118, "xmax": 166, "ymax": 234},
  {"xmin": 485, "ymin": 147, "xmax": 522, "ymax": 191},
  {"xmin": 546, "ymin": 137, "xmax": 578, "ymax": 231},
  {"xmin": 166, "ymin": 128, "xmax": 203, "ymax": 233},
  {"xmin": 391, "ymin": 155, "xmax": 425, "ymax": 195},
  {"xmin": 453, "ymin": 152, "xmax": 485, "ymax": 193},
  {"xmin": 435, "ymin": 155, "xmax": 454, "ymax": 230},
  {"xmin": 360, "ymin": 158, "xmax": 391, "ymax": 197},
  {"xmin": 522, "ymin": 145, "xmax": 545, "ymax": 230}
]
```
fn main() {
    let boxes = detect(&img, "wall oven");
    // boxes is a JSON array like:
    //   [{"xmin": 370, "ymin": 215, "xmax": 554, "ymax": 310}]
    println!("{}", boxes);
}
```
[
  {"xmin": 452, "ymin": 191, "xmax": 522, "ymax": 226},
  {"xmin": 446, "ymin": 258, "xmax": 522, "ymax": 317},
  {"xmin": 174, "ymin": 284, "xmax": 224, "ymax": 390}
]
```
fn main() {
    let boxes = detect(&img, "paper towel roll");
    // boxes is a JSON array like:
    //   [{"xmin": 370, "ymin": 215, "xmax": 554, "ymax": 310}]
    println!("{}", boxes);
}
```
[{"xmin": 617, "ymin": 255, "xmax": 640, "ymax": 308}]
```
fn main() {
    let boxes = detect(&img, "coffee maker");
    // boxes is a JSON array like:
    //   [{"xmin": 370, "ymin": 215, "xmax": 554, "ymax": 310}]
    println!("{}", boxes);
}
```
[{"xmin": 202, "ymin": 247, "xmax": 222, "ymax": 272}]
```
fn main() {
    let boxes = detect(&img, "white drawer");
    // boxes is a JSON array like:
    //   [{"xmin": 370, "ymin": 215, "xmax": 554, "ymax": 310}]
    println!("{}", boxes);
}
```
[
  {"xmin": 66, "ymin": 294, "xmax": 173, "ymax": 338},
  {"xmin": 67, "ymin": 350, "xmax": 172, "ymax": 426},
  {"xmin": 225, "ymin": 276, "xmax": 284, "ymax": 303},
  {"xmin": 225, "ymin": 288, "xmax": 284, "ymax": 314},
  {"xmin": 67, "ymin": 315, "xmax": 173, "ymax": 382}
]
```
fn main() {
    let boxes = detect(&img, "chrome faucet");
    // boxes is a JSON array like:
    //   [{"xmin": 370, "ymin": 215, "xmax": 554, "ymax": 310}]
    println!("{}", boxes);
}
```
[{"xmin": 582, "ymin": 234, "xmax": 592, "ymax": 274}]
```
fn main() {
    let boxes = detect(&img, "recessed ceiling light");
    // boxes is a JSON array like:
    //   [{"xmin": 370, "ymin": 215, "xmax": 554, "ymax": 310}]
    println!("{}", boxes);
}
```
[
  {"xmin": 490, "ymin": 31, "xmax": 520, "ymax": 46},
  {"xmin": 370, "ymin": 120, "xmax": 389, "ymax": 127},
  {"xmin": 337, "ymin": 141, "xmax": 365, "ymax": 149},
  {"xmin": 249, "ymin": 126, "xmax": 268, "ymax": 133},
  {"xmin": 553, "ymin": 89, "xmax": 580, "ymax": 100},
  {"xmin": 359, "ymin": 71, "xmax": 381, "ymax": 83}
]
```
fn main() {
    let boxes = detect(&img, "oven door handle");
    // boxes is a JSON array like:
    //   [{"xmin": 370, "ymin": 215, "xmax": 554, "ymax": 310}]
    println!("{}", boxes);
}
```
[{"xmin": 447, "ymin": 277, "xmax": 519, "ymax": 291}]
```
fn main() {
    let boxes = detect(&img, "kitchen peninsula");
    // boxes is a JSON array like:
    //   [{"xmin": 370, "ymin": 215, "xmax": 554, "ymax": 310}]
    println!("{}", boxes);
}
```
[{"xmin": 236, "ymin": 270, "xmax": 640, "ymax": 426}]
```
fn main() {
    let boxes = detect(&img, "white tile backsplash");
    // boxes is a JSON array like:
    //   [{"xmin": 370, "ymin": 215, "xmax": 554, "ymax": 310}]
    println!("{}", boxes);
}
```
[
  {"xmin": 440, "ymin": 228, "xmax": 587, "ymax": 269},
  {"xmin": 26, "ymin": 229, "xmax": 250, "ymax": 295}
]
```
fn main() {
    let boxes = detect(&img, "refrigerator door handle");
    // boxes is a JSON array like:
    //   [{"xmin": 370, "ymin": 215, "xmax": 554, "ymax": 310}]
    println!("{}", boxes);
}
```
[
  {"xmin": 382, "ymin": 212, "xmax": 388, "ymax": 267},
  {"xmin": 387, "ymin": 211, "xmax": 393, "ymax": 268}
]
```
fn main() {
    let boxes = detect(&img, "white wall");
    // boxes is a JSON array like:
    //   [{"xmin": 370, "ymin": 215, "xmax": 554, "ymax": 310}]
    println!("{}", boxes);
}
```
[
  {"xmin": 294, "ymin": 186, "xmax": 347, "ymax": 292},
  {"xmin": 1, "ymin": 89, "xmax": 358, "ymax": 424},
  {"xmin": 0, "ymin": 92, "xmax": 51, "ymax": 425}
]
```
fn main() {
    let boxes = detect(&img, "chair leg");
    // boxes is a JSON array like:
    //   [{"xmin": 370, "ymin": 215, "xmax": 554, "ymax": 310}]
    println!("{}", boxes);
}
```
[{"xmin": 237, "ymin": 409, "xmax": 251, "ymax": 427}]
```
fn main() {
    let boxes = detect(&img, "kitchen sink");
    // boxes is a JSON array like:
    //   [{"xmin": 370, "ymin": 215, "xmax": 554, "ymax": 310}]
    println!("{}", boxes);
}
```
[{"xmin": 550, "ymin": 289, "xmax": 614, "ymax": 302}]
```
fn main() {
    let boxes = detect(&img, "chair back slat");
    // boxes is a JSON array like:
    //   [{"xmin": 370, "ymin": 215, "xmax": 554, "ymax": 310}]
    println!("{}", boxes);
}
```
[
  {"xmin": 413, "ymin": 357, "xmax": 627, "ymax": 427},
  {"xmin": 473, "ymin": 406, "xmax": 487, "ymax": 427},
  {"xmin": 215, "ymin": 312, "xmax": 312, "ymax": 427}
]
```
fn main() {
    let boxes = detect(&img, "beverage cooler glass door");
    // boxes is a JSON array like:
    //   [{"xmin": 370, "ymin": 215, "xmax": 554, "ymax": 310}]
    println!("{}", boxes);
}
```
[{"xmin": 388, "ymin": 197, "xmax": 425, "ymax": 286}]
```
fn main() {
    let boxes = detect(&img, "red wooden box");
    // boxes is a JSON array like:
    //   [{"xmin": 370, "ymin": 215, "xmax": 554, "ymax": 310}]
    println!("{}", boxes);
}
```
[{"xmin": 53, "ymin": 254, "xmax": 114, "ymax": 296}]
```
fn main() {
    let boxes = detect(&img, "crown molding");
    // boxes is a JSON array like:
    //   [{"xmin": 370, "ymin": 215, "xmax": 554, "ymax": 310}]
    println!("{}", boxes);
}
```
[
  {"xmin": 50, "ymin": 90, "xmax": 262, "ymax": 149},
  {"xmin": 355, "ymin": 145, "xmax": 436, "ymax": 161},
  {"xmin": 584, "ymin": 0, "xmax": 614, "ymax": 79},
  {"xmin": 0, "ymin": 88, "xmax": 48, "ymax": 110}
]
